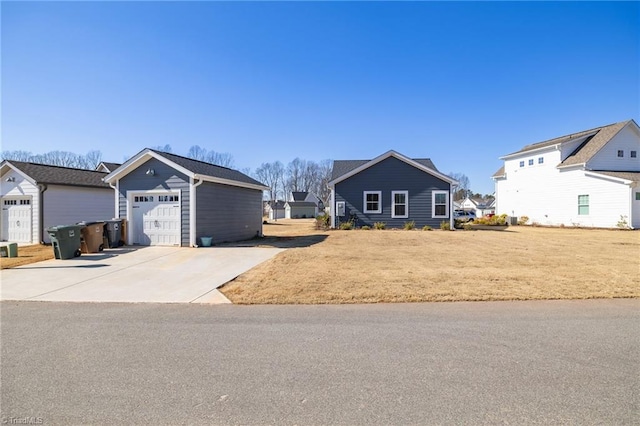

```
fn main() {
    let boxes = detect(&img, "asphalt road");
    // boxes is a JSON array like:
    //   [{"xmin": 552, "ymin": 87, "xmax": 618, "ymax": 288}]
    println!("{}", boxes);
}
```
[{"xmin": 1, "ymin": 300, "xmax": 638, "ymax": 425}]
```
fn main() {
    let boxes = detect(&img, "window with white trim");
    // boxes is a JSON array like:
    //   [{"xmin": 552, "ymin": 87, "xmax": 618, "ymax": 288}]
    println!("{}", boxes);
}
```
[
  {"xmin": 363, "ymin": 191, "xmax": 382, "ymax": 214},
  {"xmin": 391, "ymin": 191, "xmax": 409, "ymax": 218},
  {"xmin": 578, "ymin": 194, "xmax": 589, "ymax": 215},
  {"xmin": 519, "ymin": 161, "xmax": 525, "ymax": 167},
  {"xmin": 432, "ymin": 191, "xmax": 449, "ymax": 218},
  {"xmin": 635, "ymin": 192, "xmax": 640, "ymax": 201},
  {"xmin": 617, "ymin": 150, "xmax": 624, "ymax": 157},
  {"xmin": 528, "ymin": 159, "xmax": 534, "ymax": 166},
  {"xmin": 538, "ymin": 157, "xmax": 544, "ymax": 164},
  {"xmin": 631, "ymin": 151, "xmax": 637, "ymax": 158}
]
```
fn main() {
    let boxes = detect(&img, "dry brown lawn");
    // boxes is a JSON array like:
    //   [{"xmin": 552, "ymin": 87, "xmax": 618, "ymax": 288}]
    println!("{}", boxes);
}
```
[
  {"xmin": 0, "ymin": 244, "xmax": 54, "ymax": 269},
  {"xmin": 221, "ymin": 219, "xmax": 640, "ymax": 304}
]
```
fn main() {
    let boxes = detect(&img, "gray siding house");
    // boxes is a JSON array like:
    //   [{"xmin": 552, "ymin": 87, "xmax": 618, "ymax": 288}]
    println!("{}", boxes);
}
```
[
  {"xmin": 103, "ymin": 149, "xmax": 268, "ymax": 247},
  {"xmin": 329, "ymin": 151, "xmax": 458, "ymax": 229}
]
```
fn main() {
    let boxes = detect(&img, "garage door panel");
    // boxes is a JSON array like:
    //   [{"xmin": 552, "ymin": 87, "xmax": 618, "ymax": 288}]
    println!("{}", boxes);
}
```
[
  {"xmin": 2, "ymin": 198, "xmax": 32, "ymax": 243},
  {"xmin": 132, "ymin": 193, "xmax": 180, "ymax": 246}
]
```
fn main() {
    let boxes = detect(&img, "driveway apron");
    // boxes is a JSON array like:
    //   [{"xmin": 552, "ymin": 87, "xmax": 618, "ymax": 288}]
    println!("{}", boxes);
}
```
[{"xmin": 0, "ymin": 246, "xmax": 283, "ymax": 304}]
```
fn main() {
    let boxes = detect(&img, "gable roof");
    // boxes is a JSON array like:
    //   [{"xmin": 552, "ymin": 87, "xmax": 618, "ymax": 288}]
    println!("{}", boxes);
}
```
[
  {"xmin": 501, "ymin": 120, "xmax": 636, "ymax": 163},
  {"xmin": 104, "ymin": 148, "xmax": 268, "ymax": 191},
  {"xmin": 96, "ymin": 162, "xmax": 122, "ymax": 173},
  {"xmin": 588, "ymin": 170, "xmax": 640, "ymax": 183},
  {"xmin": 291, "ymin": 191, "xmax": 309, "ymax": 201},
  {"xmin": 1, "ymin": 160, "xmax": 110, "ymax": 188},
  {"xmin": 285, "ymin": 201, "xmax": 317, "ymax": 208},
  {"xmin": 330, "ymin": 150, "xmax": 454, "ymax": 186}
]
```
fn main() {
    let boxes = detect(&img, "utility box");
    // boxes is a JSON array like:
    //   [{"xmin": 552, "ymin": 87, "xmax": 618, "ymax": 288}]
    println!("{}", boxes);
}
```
[{"xmin": 0, "ymin": 243, "xmax": 18, "ymax": 258}]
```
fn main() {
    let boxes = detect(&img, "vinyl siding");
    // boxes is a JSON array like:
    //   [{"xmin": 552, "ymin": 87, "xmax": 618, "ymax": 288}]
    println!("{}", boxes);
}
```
[
  {"xmin": 195, "ymin": 181, "xmax": 263, "ymax": 244},
  {"xmin": 495, "ymin": 149, "xmax": 636, "ymax": 228},
  {"xmin": 41, "ymin": 185, "xmax": 113, "ymax": 243},
  {"xmin": 117, "ymin": 158, "xmax": 190, "ymax": 246},
  {"xmin": 587, "ymin": 126, "xmax": 640, "ymax": 171},
  {"xmin": 334, "ymin": 156, "xmax": 451, "ymax": 228},
  {"xmin": 0, "ymin": 170, "xmax": 40, "ymax": 243}
]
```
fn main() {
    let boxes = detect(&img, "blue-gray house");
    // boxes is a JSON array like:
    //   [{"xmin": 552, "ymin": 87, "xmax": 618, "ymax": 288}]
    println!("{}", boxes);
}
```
[
  {"xmin": 103, "ymin": 149, "xmax": 268, "ymax": 247},
  {"xmin": 329, "ymin": 150, "xmax": 458, "ymax": 229}
]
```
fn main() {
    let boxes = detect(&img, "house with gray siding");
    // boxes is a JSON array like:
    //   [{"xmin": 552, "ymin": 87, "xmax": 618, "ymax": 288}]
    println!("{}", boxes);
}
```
[
  {"xmin": 329, "ymin": 151, "xmax": 458, "ymax": 229},
  {"xmin": 103, "ymin": 149, "xmax": 269, "ymax": 247}
]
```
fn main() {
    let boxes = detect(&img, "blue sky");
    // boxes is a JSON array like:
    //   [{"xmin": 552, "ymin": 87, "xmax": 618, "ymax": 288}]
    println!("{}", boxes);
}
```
[{"xmin": 2, "ymin": 1, "xmax": 638, "ymax": 195}]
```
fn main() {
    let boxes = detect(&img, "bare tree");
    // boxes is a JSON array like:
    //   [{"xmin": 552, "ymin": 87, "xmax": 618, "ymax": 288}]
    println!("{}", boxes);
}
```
[
  {"xmin": 285, "ymin": 158, "xmax": 306, "ymax": 195},
  {"xmin": 205, "ymin": 151, "xmax": 234, "ymax": 168},
  {"xmin": 187, "ymin": 145, "xmax": 208, "ymax": 161},
  {"xmin": 150, "ymin": 144, "xmax": 172, "ymax": 153},
  {"xmin": 2, "ymin": 150, "xmax": 103, "ymax": 170},
  {"xmin": 448, "ymin": 172, "xmax": 471, "ymax": 201},
  {"xmin": 255, "ymin": 161, "xmax": 285, "ymax": 201},
  {"xmin": 314, "ymin": 159, "xmax": 333, "ymax": 204}
]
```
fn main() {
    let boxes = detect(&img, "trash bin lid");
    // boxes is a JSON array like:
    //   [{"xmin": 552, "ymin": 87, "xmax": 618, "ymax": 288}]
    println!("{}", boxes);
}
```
[{"xmin": 77, "ymin": 221, "xmax": 104, "ymax": 226}]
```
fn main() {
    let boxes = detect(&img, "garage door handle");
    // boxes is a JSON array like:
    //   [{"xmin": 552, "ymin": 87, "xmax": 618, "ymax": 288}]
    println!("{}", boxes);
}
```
[
  {"xmin": 16, "ymin": 220, "xmax": 20, "ymax": 227},
  {"xmin": 154, "ymin": 220, "xmax": 160, "ymax": 228}
]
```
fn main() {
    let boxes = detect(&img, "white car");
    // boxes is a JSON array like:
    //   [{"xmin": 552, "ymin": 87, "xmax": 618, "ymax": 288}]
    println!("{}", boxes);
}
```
[{"xmin": 454, "ymin": 210, "xmax": 476, "ymax": 221}]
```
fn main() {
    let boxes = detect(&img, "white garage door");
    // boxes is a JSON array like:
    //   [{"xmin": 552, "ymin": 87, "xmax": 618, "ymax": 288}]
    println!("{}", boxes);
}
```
[
  {"xmin": 131, "ymin": 193, "xmax": 181, "ymax": 246},
  {"xmin": 1, "ymin": 198, "xmax": 32, "ymax": 243}
]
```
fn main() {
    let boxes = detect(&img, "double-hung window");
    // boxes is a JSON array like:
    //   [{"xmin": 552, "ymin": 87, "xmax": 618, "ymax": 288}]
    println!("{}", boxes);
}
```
[
  {"xmin": 578, "ymin": 195, "xmax": 589, "ymax": 215},
  {"xmin": 432, "ymin": 191, "xmax": 449, "ymax": 218},
  {"xmin": 363, "ymin": 191, "xmax": 382, "ymax": 214},
  {"xmin": 392, "ymin": 191, "xmax": 409, "ymax": 218}
]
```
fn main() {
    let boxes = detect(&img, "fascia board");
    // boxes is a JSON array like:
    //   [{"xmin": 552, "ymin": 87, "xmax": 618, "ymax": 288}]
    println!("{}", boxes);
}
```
[
  {"xmin": 103, "ymin": 149, "xmax": 194, "ymax": 183},
  {"xmin": 1, "ymin": 161, "xmax": 38, "ymax": 186},
  {"xmin": 329, "ymin": 150, "xmax": 457, "ymax": 186},
  {"xmin": 198, "ymin": 174, "xmax": 269, "ymax": 192}
]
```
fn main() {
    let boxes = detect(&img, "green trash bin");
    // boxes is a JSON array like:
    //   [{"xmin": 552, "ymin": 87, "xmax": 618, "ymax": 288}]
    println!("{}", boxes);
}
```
[
  {"xmin": 0, "ymin": 243, "xmax": 18, "ymax": 258},
  {"xmin": 47, "ymin": 225, "xmax": 84, "ymax": 259}
]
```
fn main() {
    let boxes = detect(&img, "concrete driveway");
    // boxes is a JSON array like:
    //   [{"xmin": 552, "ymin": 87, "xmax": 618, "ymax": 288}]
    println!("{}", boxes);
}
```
[{"xmin": 0, "ymin": 246, "xmax": 284, "ymax": 304}]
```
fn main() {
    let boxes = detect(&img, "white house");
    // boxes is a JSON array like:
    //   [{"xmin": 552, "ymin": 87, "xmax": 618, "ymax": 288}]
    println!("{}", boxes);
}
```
[
  {"xmin": 459, "ymin": 196, "xmax": 495, "ymax": 217},
  {"xmin": 0, "ymin": 161, "xmax": 113, "ymax": 244},
  {"xmin": 492, "ymin": 119, "xmax": 640, "ymax": 228}
]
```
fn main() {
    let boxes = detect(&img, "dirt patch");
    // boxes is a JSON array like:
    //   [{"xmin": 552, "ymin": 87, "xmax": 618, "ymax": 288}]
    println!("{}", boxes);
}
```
[
  {"xmin": 221, "ymin": 220, "xmax": 640, "ymax": 304},
  {"xmin": 0, "ymin": 244, "xmax": 54, "ymax": 269}
]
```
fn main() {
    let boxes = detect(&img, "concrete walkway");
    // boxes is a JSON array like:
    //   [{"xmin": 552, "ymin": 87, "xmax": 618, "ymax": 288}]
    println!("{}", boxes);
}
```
[{"xmin": 0, "ymin": 246, "xmax": 284, "ymax": 304}]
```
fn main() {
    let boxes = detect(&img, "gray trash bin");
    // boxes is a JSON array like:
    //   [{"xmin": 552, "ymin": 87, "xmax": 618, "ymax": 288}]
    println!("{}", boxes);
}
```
[
  {"xmin": 104, "ymin": 219, "xmax": 124, "ymax": 248},
  {"xmin": 47, "ymin": 225, "xmax": 84, "ymax": 259}
]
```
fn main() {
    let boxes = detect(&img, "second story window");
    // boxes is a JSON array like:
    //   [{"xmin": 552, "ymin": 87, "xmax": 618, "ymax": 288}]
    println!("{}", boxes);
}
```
[
  {"xmin": 631, "ymin": 151, "xmax": 637, "ymax": 158},
  {"xmin": 617, "ymin": 150, "xmax": 624, "ymax": 157},
  {"xmin": 538, "ymin": 157, "xmax": 544, "ymax": 164},
  {"xmin": 528, "ymin": 159, "xmax": 534, "ymax": 166},
  {"xmin": 519, "ymin": 161, "xmax": 525, "ymax": 167}
]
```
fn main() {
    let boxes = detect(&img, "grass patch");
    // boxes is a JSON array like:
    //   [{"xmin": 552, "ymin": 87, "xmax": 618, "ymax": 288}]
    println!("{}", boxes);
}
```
[
  {"xmin": 0, "ymin": 244, "xmax": 54, "ymax": 269},
  {"xmin": 221, "ymin": 219, "xmax": 640, "ymax": 304}
]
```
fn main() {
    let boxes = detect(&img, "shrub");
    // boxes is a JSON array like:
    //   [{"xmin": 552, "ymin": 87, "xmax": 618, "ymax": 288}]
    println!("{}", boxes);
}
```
[
  {"xmin": 462, "ymin": 222, "xmax": 473, "ymax": 231},
  {"xmin": 617, "ymin": 215, "xmax": 630, "ymax": 229},
  {"xmin": 361, "ymin": 225, "xmax": 371, "ymax": 230},
  {"xmin": 440, "ymin": 221, "xmax": 450, "ymax": 230},
  {"xmin": 403, "ymin": 221, "xmax": 416, "ymax": 230},
  {"xmin": 316, "ymin": 213, "xmax": 330, "ymax": 230},
  {"xmin": 422, "ymin": 225, "xmax": 432, "ymax": 231},
  {"xmin": 373, "ymin": 222, "xmax": 386, "ymax": 230},
  {"xmin": 339, "ymin": 221, "xmax": 353, "ymax": 230},
  {"xmin": 474, "ymin": 214, "xmax": 508, "ymax": 226},
  {"xmin": 517, "ymin": 215, "xmax": 529, "ymax": 226}
]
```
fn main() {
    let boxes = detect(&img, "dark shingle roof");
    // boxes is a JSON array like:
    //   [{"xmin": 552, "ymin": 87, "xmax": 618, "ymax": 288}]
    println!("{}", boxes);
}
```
[
  {"xmin": 4, "ymin": 161, "xmax": 110, "ymax": 188},
  {"xmin": 286, "ymin": 201, "xmax": 317, "ymax": 207},
  {"xmin": 589, "ymin": 171, "xmax": 640, "ymax": 182},
  {"xmin": 504, "ymin": 120, "xmax": 631, "ymax": 160},
  {"xmin": 148, "ymin": 149, "xmax": 266, "ymax": 187},
  {"xmin": 291, "ymin": 191, "xmax": 309, "ymax": 201},
  {"xmin": 99, "ymin": 162, "xmax": 121, "ymax": 172},
  {"xmin": 331, "ymin": 157, "xmax": 438, "ymax": 181},
  {"xmin": 560, "ymin": 121, "xmax": 629, "ymax": 167}
]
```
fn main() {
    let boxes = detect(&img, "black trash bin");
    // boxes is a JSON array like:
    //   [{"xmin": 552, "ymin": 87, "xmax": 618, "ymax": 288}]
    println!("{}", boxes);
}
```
[
  {"xmin": 104, "ymin": 219, "xmax": 124, "ymax": 248},
  {"xmin": 47, "ymin": 225, "xmax": 84, "ymax": 259}
]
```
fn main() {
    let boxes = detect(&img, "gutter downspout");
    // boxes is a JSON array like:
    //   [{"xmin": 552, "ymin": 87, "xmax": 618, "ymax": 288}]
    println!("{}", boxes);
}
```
[
  {"xmin": 108, "ymin": 182, "xmax": 118, "ymax": 218},
  {"xmin": 190, "ymin": 176, "xmax": 204, "ymax": 247},
  {"xmin": 37, "ymin": 184, "xmax": 48, "ymax": 244},
  {"xmin": 450, "ymin": 184, "xmax": 457, "ymax": 231}
]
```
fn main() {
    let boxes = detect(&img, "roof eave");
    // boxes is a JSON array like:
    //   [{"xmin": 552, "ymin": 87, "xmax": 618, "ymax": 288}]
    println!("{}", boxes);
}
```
[
  {"xmin": 500, "ymin": 143, "xmax": 562, "ymax": 160},
  {"xmin": 329, "ymin": 150, "xmax": 457, "ymax": 186},
  {"xmin": 197, "ymin": 174, "xmax": 269, "ymax": 192},
  {"xmin": 103, "ymin": 149, "xmax": 194, "ymax": 183}
]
